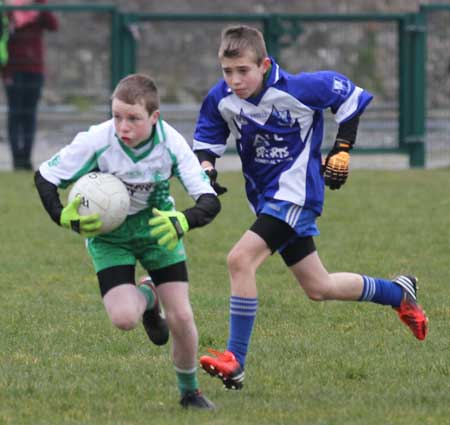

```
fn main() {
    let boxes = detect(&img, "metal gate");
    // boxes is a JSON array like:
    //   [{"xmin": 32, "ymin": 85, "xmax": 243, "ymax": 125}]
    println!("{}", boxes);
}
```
[{"xmin": 115, "ymin": 12, "xmax": 428, "ymax": 167}]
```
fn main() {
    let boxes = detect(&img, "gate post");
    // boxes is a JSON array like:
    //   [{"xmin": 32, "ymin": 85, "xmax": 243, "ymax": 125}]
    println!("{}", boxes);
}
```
[{"xmin": 400, "ymin": 12, "xmax": 426, "ymax": 167}]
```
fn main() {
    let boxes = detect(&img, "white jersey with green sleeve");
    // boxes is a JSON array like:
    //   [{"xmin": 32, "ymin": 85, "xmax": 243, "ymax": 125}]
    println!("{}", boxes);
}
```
[{"xmin": 39, "ymin": 117, "xmax": 215, "ymax": 215}]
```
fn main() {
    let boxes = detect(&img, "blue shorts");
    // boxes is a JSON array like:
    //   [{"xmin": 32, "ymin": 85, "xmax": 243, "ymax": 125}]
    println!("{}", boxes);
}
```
[{"xmin": 259, "ymin": 199, "xmax": 320, "ymax": 238}]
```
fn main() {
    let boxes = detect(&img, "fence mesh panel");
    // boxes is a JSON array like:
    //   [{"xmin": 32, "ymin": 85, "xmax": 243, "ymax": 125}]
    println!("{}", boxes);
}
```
[
  {"xmin": 134, "ymin": 19, "xmax": 399, "ymax": 154},
  {"xmin": 2, "ymin": 10, "xmax": 447, "ymax": 170},
  {"xmin": 425, "ymin": 9, "xmax": 450, "ymax": 168}
]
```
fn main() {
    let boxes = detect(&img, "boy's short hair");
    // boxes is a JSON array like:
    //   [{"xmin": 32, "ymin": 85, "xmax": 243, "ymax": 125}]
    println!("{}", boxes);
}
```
[
  {"xmin": 218, "ymin": 25, "xmax": 268, "ymax": 65},
  {"xmin": 111, "ymin": 73, "xmax": 160, "ymax": 115}
]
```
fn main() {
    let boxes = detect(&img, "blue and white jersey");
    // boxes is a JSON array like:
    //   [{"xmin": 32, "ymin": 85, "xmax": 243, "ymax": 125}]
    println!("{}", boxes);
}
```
[{"xmin": 193, "ymin": 58, "xmax": 373, "ymax": 215}]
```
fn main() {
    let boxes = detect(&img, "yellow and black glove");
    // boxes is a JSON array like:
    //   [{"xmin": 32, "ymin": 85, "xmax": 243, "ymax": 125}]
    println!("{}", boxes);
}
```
[
  {"xmin": 60, "ymin": 196, "xmax": 103, "ymax": 237},
  {"xmin": 322, "ymin": 139, "xmax": 352, "ymax": 190},
  {"xmin": 149, "ymin": 208, "xmax": 189, "ymax": 250}
]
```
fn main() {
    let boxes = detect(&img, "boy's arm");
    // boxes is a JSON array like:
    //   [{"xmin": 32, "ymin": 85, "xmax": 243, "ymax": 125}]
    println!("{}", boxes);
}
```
[
  {"xmin": 193, "ymin": 85, "xmax": 231, "ymax": 195},
  {"xmin": 195, "ymin": 150, "xmax": 227, "ymax": 195},
  {"xmin": 34, "ymin": 170, "xmax": 64, "ymax": 224},
  {"xmin": 149, "ymin": 126, "xmax": 222, "ymax": 250},
  {"xmin": 296, "ymin": 71, "xmax": 371, "ymax": 190},
  {"xmin": 183, "ymin": 193, "xmax": 221, "ymax": 229}
]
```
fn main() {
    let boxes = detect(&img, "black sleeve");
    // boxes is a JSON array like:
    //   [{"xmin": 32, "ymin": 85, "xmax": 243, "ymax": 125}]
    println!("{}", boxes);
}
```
[
  {"xmin": 336, "ymin": 114, "xmax": 360, "ymax": 145},
  {"xmin": 183, "ymin": 193, "xmax": 221, "ymax": 230},
  {"xmin": 34, "ymin": 170, "xmax": 64, "ymax": 225},
  {"xmin": 195, "ymin": 150, "xmax": 218, "ymax": 167}
]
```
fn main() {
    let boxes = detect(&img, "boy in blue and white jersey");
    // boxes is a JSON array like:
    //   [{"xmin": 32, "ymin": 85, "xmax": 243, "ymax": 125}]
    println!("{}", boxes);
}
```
[
  {"xmin": 196, "ymin": 25, "xmax": 428, "ymax": 391},
  {"xmin": 34, "ymin": 74, "xmax": 218, "ymax": 409},
  {"xmin": 194, "ymin": 49, "xmax": 370, "ymax": 215}
]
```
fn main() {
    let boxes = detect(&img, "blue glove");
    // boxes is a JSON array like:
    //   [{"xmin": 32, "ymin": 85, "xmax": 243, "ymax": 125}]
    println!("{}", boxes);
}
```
[
  {"xmin": 60, "ymin": 196, "xmax": 103, "ymax": 237},
  {"xmin": 148, "ymin": 208, "xmax": 189, "ymax": 250}
]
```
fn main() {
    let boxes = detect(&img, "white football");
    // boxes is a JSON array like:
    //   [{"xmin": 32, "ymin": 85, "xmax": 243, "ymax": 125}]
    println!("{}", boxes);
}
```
[{"xmin": 68, "ymin": 172, "xmax": 130, "ymax": 234}]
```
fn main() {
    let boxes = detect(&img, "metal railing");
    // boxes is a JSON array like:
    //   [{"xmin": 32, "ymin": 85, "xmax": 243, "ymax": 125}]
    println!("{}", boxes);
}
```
[{"xmin": 1, "ymin": 4, "xmax": 448, "ymax": 168}]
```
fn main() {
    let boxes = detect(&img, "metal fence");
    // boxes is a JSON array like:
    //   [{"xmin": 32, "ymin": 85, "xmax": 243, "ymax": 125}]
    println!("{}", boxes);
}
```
[
  {"xmin": 124, "ymin": 13, "xmax": 416, "ymax": 164},
  {"xmin": 422, "ymin": 4, "xmax": 450, "ymax": 168},
  {"xmin": 0, "ymin": 4, "xmax": 448, "ymax": 170}
]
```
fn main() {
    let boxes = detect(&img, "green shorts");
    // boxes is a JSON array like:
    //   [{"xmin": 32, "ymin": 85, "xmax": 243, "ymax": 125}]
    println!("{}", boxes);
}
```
[{"xmin": 87, "ymin": 208, "xmax": 187, "ymax": 273}]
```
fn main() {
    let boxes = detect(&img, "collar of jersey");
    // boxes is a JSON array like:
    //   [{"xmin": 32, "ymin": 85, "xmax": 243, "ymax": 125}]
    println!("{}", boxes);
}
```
[
  {"xmin": 268, "ymin": 57, "xmax": 280, "ymax": 84},
  {"xmin": 117, "ymin": 117, "xmax": 166, "ymax": 163}
]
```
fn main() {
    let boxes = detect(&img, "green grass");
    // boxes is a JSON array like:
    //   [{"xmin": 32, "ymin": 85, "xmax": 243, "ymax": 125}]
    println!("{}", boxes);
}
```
[{"xmin": 1, "ymin": 168, "xmax": 450, "ymax": 425}]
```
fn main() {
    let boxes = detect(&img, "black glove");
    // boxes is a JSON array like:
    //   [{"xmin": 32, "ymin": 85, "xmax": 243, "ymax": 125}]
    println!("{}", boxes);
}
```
[
  {"xmin": 322, "ymin": 139, "xmax": 352, "ymax": 190},
  {"xmin": 205, "ymin": 168, "xmax": 228, "ymax": 196}
]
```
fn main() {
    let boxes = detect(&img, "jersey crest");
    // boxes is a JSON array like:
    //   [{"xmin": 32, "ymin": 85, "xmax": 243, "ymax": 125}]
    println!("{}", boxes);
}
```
[{"xmin": 269, "ymin": 105, "xmax": 295, "ymax": 127}]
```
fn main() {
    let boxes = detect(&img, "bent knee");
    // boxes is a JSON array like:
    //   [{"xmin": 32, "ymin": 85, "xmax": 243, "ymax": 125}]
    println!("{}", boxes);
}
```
[
  {"xmin": 166, "ymin": 309, "xmax": 194, "ymax": 328},
  {"xmin": 108, "ymin": 307, "xmax": 141, "ymax": 330},
  {"xmin": 227, "ymin": 249, "xmax": 241, "ymax": 271},
  {"xmin": 301, "ymin": 281, "xmax": 332, "ymax": 302},
  {"xmin": 305, "ymin": 290, "xmax": 328, "ymax": 302},
  {"xmin": 227, "ymin": 248, "xmax": 253, "ymax": 275}
]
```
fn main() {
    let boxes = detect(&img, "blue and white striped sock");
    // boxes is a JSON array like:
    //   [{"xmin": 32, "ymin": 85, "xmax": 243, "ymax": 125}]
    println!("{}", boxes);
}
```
[
  {"xmin": 359, "ymin": 275, "xmax": 403, "ymax": 307},
  {"xmin": 226, "ymin": 296, "xmax": 258, "ymax": 369}
]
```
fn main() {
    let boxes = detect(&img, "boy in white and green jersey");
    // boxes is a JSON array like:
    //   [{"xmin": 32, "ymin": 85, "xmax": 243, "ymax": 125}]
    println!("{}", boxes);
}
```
[{"xmin": 34, "ymin": 73, "xmax": 220, "ymax": 410}]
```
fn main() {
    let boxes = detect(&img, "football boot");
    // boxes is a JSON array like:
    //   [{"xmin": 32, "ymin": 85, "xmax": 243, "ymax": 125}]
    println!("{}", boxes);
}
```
[
  {"xmin": 180, "ymin": 389, "xmax": 216, "ymax": 410},
  {"xmin": 393, "ymin": 275, "xmax": 428, "ymax": 341},
  {"xmin": 139, "ymin": 277, "xmax": 169, "ymax": 346},
  {"xmin": 200, "ymin": 349, "xmax": 245, "ymax": 390}
]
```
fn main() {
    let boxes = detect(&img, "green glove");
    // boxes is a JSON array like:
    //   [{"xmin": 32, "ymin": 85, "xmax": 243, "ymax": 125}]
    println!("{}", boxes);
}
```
[
  {"xmin": 60, "ymin": 195, "xmax": 103, "ymax": 237},
  {"xmin": 149, "ymin": 208, "xmax": 189, "ymax": 250}
]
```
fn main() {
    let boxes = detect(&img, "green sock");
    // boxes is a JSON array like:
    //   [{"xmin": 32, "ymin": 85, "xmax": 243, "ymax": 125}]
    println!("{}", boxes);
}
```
[
  {"xmin": 138, "ymin": 284, "xmax": 155, "ymax": 310},
  {"xmin": 175, "ymin": 366, "xmax": 199, "ymax": 395}
]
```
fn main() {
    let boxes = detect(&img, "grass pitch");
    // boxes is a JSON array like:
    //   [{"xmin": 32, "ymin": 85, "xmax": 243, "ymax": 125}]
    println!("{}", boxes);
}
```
[{"xmin": 1, "ymin": 168, "xmax": 450, "ymax": 425}]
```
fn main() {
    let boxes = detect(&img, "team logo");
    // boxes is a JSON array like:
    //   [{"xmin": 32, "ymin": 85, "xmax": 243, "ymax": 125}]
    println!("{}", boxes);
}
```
[
  {"xmin": 123, "ymin": 181, "xmax": 155, "ymax": 197},
  {"xmin": 253, "ymin": 133, "xmax": 291, "ymax": 164},
  {"xmin": 47, "ymin": 154, "xmax": 60, "ymax": 167},
  {"xmin": 235, "ymin": 110, "xmax": 249, "ymax": 126},
  {"xmin": 270, "ymin": 105, "xmax": 295, "ymax": 127},
  {"xmin": 332, "ymin": 77, "xmax": 351, "ymax": 96}
]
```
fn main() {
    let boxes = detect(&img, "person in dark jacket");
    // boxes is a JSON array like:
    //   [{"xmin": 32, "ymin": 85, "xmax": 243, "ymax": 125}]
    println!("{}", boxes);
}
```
[{"xmin": 2, "ymin": 0, "xmax": 58, "ymax": 170}]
